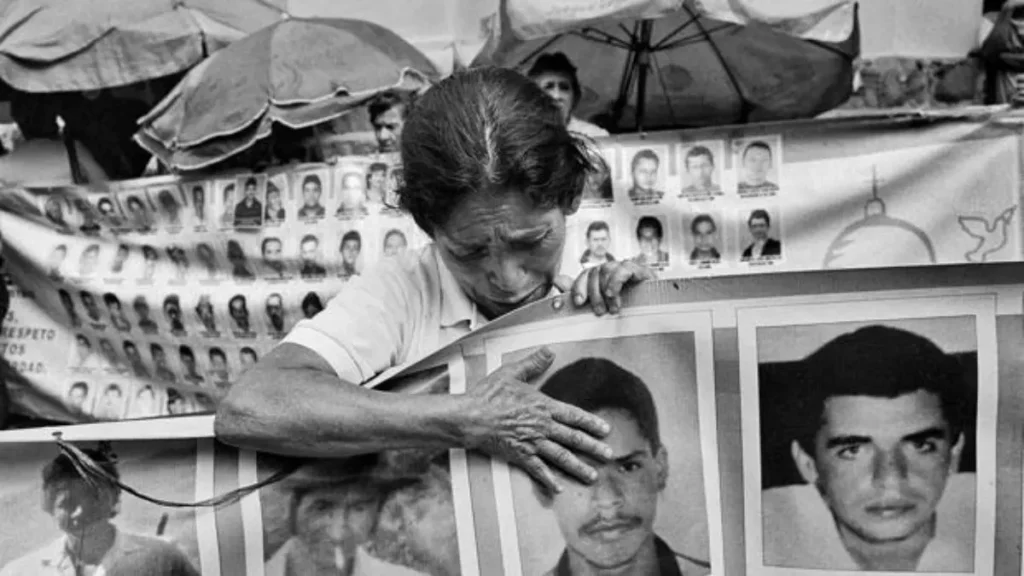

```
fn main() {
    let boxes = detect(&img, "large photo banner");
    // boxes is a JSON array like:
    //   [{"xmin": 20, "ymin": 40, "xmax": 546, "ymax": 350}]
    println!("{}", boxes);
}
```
[
  {"xmin": 0, "ymin": 111, "xmax": 1022, "ymax": 423},
  {"xmin": 1, "ymin": 261, "xmax": 1022, "ymax": 575}
]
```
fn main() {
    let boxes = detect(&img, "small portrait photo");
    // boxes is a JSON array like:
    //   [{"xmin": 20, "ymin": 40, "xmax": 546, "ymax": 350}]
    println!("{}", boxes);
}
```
[
  {"xmin": 733, "ymin": 136, "xmax": 782, "ymax": 197},
  {"xmin": 684, "ymin": 211, "xmax": 724, "ymax": 266},
  {"xmin": 334, "ymin": 161, "xmax": 370, "ymax": 219},
  {"xmin": 581, "ymin": 145, "xmax": 615, "ymax": 205},
  {"xmin": 234, "ymin": 174, "xmax": 266, "ymax": 228},
  {"xmin": 300, "ymin": 290, "xmax": 325, "ymax": 320},
  {"xmin": 96, "ymin": 336, "xmax": 130, "ymax": 375},
  {"xmin": 227, "ymin": 293, "xmax": 258, "ymax": 338},
  {"xmin": 166, "ymin": 244, "xmax": 191, "ymax": 284},
  {"xmin": 65, "ymin": 380, "xmax": 94, "ymax": 415},
  {"xmin": 630, "ymin": 214, "xmax": 671, "ymax": 270},
  {"xmin": 149, "ymin": 342, "xmax": 180, "ymax": 385},
  {"xmin": 485, "ymin": 309, "xmax": 721, "ymax": 576},
  {"xmin": 225, "ymin": 238, "xmax": 256, "ymax": 282},
  {"xmin": 738, "ymin": 297, "xmax": 997, "ymax": 575},
  {"xmin": 238, "ymin": 346, "xmax": 259, "ymax": 374},
  {"xmin": 103, "ymin": 292, "xmax": 132, "ymax": 333},
  {"xmin": 298, "ymin": 233, "xmax": 327, "ymax": 280},
  {"xmin": 294, "ymin": 168, "xmax": 329, "ymax": 221},
  {"xmin": 365, "ymin": 161, "xmax": 390, "ymax": 206},
  {"xmin": 70, "ymin": 196, "xmax": 102, "ymax": 235},
  {"xmin": 121, "ymin": 339, "xmax": 152, "ymax": 380},
  {"xmin": 95, "ymin": 195, "xmax": 126, "ymax": 229},
  {"xmin": 259, "ymin": 235, "xmax": 292, "ymax": 281},
  {"xmin": 184, "ymin": 180, "xmax": 210, "ymax": 229},
  {"xmin": 177, "ymin": 344, "xmax": 207, "ymax": 387},
  {"xmin": 0, "ymin": 440, "xmax": 209, "ymax": 575},
  {"xmin": 263, "ymin": 174, "xmax": 288, "ymax": 226},
  {"xmin": 92, "ymin": 380, "xmax": 129, "ymax": 420},
  {"xmin": 120, "ymin": 192, "xmax": 155, "ymax": 233},
  {"xmin": 336, "ymin": 226, "xmax": 366, "ymax": 281},
  {"xmin": 214, "ymin": 178, "xmax": 238, "ymax": 229},
  {"xmin": 193, "ymin": 294, "xmax": 222, "ymax": 338},
  {"xmin": 45, "ymin": 242, "xmax": 68, "ymax": 280},
  {"xmin": 40, "ymin": 193, "xmax": 71, "ymax": 230},
  {"xmin": 166, "ymin": 388, "xmax": 195, "ymax": 416},
  {"xmin": 624, "ymin": 146, "xmax": 669, "ymax": 206},
  {"xmin": 131, "ymin": 294, "xmax": 161, "ymax": 336},
  {"xmin": 108, "ymin": 242, "xmax": 132, "ymax": 278},
  {"xmin": 739, "ymin": 207, "xmax": 783, "ymax": 264},
  {"xmin": 147, "ymin": 184, "xmax": 186, "ymax": 232},
  {"xmin": 678, "ymin": 141, "xmax": 725, "ymax": 199},
  {"xmin": 69, "ymin": 333, "xmax": 100, "ymax": 372},
  {"xmin": 58, "ymin": 288, "xmax": 82, "ymax": 328},
  {"xmin": 206, "ymin": 346, "xmax": 232, "ymax": 390},
  {"xmin": 381, "ymin": 227, "xmax": 410, "ymax": 260},
  {"xmin": 127, "ymin": 383, "xmax": 163, "ymax": 419},
  {"xmin": 78, "ymin": 289, "xmax": 105, "ymax": 325},
  {"xmin": 76, "ymin": 243, "xmax": 102, "ymax": 279},
  {"xmin": 138, "ymin": 244, "xmax": 160, "ymax": 283},
  {"xmin": 383, "ymin": 164, "xmax": 404, "ymax": 212},
  {"xmin": 578, "ymin": 218, "xmax": 616, "ymax": 270},
  {"xmin": 263, "ymin": 291, "xmax": 289, "ymax": 337},
  {"xmin": 246, "ymin": 360, "xmax": 474, "ymax": 576},
  {"xmin": 162, "ymin": 293, "xmax": 187, "ymax": 336},
  {"xmin": 193, "ymin": 241, "xmax": 221, "ymax": 283}
]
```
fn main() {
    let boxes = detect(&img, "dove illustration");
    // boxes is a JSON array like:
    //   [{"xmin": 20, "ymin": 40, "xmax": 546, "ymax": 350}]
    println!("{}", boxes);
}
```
[{"xmin": 958, "ymin": 206, "xmax": 1017, "ymax": 263}]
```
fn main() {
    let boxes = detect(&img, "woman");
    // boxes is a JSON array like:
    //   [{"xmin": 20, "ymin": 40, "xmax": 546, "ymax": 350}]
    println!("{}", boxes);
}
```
[
  {"xmin": 527, "ymin": 52, "xmax": 610, "ymax": 138},
  {"xmin": 215, "ymin": 68, "xmax": 653, "ymax": 494}
]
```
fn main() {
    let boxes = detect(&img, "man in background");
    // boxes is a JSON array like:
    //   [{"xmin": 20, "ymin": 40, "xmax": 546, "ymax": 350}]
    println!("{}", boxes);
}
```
[
  {"xmin": 688, "ymin": 215, "xmax": 721, "ymax": 265},
  {"xmin": 339, "ymin": 231, "xmax": 362, "ymax": 280},
  {"xmin": 93, "ymin": 383, "xmax": 125, "ymax": 420},
  {"xmin": 123, "ymin": 341, "xmax": 150, "ymax": 379},
  {"xmin": 229, "ymin": 295, "xmax": 253, "ymax": 334},
  {"xmin": 261, "ymin": 237, "xmax": 289, "ymax": 280},
  {"xmin": 297, "ymin": 175, "xmax": 326, "ymax": 220},
  {"xmin": 738, "ymin": 141, "xmax": 779, "ymax": 193},
  {"xmin": 0, "ymin": 448, "xmax": 199, "ymax": 575},
  {"xmin": 383, "ymin": 230, "xmax": 408, "ymax": 258},
  {"xmin": 104, "ymin": 293, "xmax": 131, "ymax": 333},
  {"xmin": 300, "ymin": 235, "xmax": 327, "ymax": 279},
  {"xmin": 133, "ymin": 296, "xmax": 159, "ymax": 335},
  {"xmin": 741, "ymin": 209, "xmax": 782, "ymax": 261},
  {"xmin": 367, "ymin": 163, "xmax": 389, "ymax": 204},
  {"xmin": 195, "ymin": 295, "xmax": 220, "ymax": 335},
  {"xmin": 627, "ymin": 150, "xmax": 664, "ymax": 204},
  {"xmin": 679, "ymin": 146, "xmax": 721, "ymax": 197},
  {"xmin": 163, "ymin": 295, "xmax": 186, "ymax": 335},
  {"xmin": 179, "ymin": 346, "xmax": 205, "ymax": 386},
  {"xmin": 150, "ymin": 344, "xmax": 177, "ymax": 384},
  {"xmin": 234, "ymin": 176, "xmax": 263, "ymax": 227},
  {"xmin": 266, "ymin": 293, "xmax": 287, "ymax": 334},
  {"xmin": 369, "ymin": 91, "xmax": 414, "ymax": 154},
  {"xmin": 763, "ymin": 325, "xmax": 975, "ymax": 571},
  {"xmin": 209, "ymin": 348, "xmax": 230, "ymax": 389},
  {"xmin": 537, "ymin": 357, "xmax": 710, "ymax": 576},
  {"xmin": 66, "ymin": 382, "xmax": 90, "ymax": 413},
  {"xmin": 580, "ymin": 221, "xmax": 615, "ymax": 269},
  {"xmin": 633, "ymin": 217, "xmax": 670, "ymax": 269}
]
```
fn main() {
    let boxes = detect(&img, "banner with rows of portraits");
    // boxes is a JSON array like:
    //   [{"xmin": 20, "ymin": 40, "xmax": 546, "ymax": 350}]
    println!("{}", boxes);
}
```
[{"xmin": 0, "ymin": 110, "xmax": 1022, "ymax": 424}]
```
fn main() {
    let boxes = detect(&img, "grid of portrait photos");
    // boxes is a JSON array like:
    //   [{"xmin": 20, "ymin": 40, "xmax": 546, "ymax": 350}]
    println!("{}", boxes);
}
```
[
  {"xmin": 737, "ymin": 294, "xmax": 998, "ymax": 576},
  {"xmin": 19, "ymin": 152, "xmax": 427, "ymax": 420},
  {"xmin": 564, "ymin": 135, "xmax": 787, "ymax": 278},
  {"xmin": 478, "ymin": 307, "xmax": 724, "ymax": 576},
  {"xmin": 237, "ymin": 357, "xmax": 478, "ymax": 576},
  {"xmin": 0, "ymin": 438, "xmax": 217, "ymax": 575}
]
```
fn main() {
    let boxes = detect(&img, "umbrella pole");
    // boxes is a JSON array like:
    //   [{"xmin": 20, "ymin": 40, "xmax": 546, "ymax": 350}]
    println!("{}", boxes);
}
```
[{"xmin": 634, "ymin": 21, "xmax": 654, "ymax": 133}]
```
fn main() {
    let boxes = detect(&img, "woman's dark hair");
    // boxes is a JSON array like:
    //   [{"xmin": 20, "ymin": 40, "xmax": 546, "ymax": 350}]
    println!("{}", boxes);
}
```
[
  {"xmin": 398, "ymin": 67, "xmax": 594, "ymax": 234},
  {"xmin": 527, "ymin": 52, "xmax": 583, "ymax": 108}
]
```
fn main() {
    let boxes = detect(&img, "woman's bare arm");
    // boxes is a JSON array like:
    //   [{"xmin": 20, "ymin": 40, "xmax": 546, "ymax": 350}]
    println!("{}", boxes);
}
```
[{"xmin": 214, "ymin": 343, "xmax": 467, "ymax": 457}]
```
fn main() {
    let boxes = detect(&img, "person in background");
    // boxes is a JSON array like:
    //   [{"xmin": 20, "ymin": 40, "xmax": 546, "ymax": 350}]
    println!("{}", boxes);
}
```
[
  {"xmin": 227, "ymin": 240, "xmax": 255, "ymax": 280},
  {"xmin": 78, "ymin": 244, "xmax": 101, "ymax": 278},
  {"xmin": 163, "ymin": 295, "xmax": 185, "ymax": 334},
  {"xmin": 74, "ymin": 198, "xmax": 102, "ymax": 235},
  {"xmin": 738, "ymin": 141, "xmax": 779, "ymax": 193},
  {"xmin": 123, "ymin": 341, "xmax": 150, "ymax": 379},
  {"xmin": 527, "ymin": 52, "xmax": 610, "ymax": 138},
  {"xmin": 633, "ymin": 216, "xmax": 670, "ymax": 269},
  {"xmin": 680, "ymin": 146, "xmax": 721, "ymax": 197},
  {"xmin": 43, "ymin": 196, "xmax": 68, "ymax": 229},
  {"xmin": 140, "ymin": 245, "xmax": 159, "ymax": 281},
  {"xmin": 110, "ymin": 244, "xmax": 130, "ymax": 275},
  {"xmin": 96, "ymin": 197, "xmax": 123, "ymax": 228},
  {"xmin": 383, "ymin": 229, "xmax": 408, "ymax": 258},
  {"xmin": 133, "ymin": 386, "xmax": 160, "ymax": 418},
  {"xmin": 93, "ymin": 384, "xmax": 125, "ymax": 420},
  {"xmin": 229, "ymin": 295, "xmax": 252, "ymax": 334},
  {"xmin": 240, "ymin": 347, "xmax": 258, "ymax": 371},
  {"xmin": 66, "ymin": 382, "xmax": 90, "ymax": 413},
  {"xmin": 261, "ymin": 237, "xmax": 289, "ymax": 280},
  {"xmin": 265, "ymin": 293, "xmax": 287, "ymax": 334},
  {"xmin": 579, "ymin": 221, "xmax": 615, "ymax": 269},
  {"xmin": 627, "ymin": 150, "xmax": 665, "ymax": 205},
  {"xmin": 367, "ymin": 163, "xmax": 389, "ymax": 204},
  {"xmin": 688, "ymin": 214, "xmax": 721, "ymax": 264},
  {"xmin": 133, "ymin": 296, "xmax": 159, "ymax": 335},
  {"xmin": 220, "ymin": 184, "xmax": 236, "ymax": 227},
  {"xmin": 264, "ymin": 182, "xmax": 286, "ymax": 224},
  {"xmin": 156, "ymin": 189, "xmax": 182, "ymax": 227},
  {"xmin": 195, "ymin": 243, "xmax": 218, "ymax": 280},
  {"xmin": 166, "ymin": 389, "xmax": 190, "ymax": 415},
  {"xmin": 339, "ymin": 231, "xmax": 362, "ymax": 279},
  {"xmin": 190, "ymin": 185, "xmax": 206, "ymax": 224},
  {"xmin": 297, "ymin": 175, "xmax": 326, "ymax": 220},
  {"xmin": 368, "ymin": 91, "xmax": 415, "ymax": 154},
  {"xmin": 741, "ymin": 209, "xmax": 782, "ymax": 261},
  {"xmin": 104, "ymin": 293, "xmax": 131, "ymax": 332},
  {"xmin": 0, "ymin": 449, "xmax": 200, "ymax": 576},
  {"xmin": 299, "ymin": 235, "xmax": 327, "ymax": 279},
  {"xmin": 196, "ymin": 295, "xmax": 220, "ymax": 335},
  {"xmin": 150, "ymin": 344, "xmax": 177, "ymax": 383},
  {"xmin": 234, "ymin": 177, "xmax": 263, "ymax": 227},
  {"xmin": 80, "ymin": 291, "xmax": 102, "ymax": 323},
  {"xmin": 216, "ymin": 68, "xmax": 653, "ymax": 496},
  {"xmin": 179, "ymin": 346, "xmax": 205, "ymax": 386},
  {"xmin": 208, "ymin": 348, "xmax": 231, "ymax": 389}
]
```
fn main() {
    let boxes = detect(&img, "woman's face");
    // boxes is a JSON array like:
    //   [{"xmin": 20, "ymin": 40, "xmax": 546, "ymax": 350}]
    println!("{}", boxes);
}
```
[{"xmin": 434, "ymin": 191, "xmax": 567, "ymax": 319}]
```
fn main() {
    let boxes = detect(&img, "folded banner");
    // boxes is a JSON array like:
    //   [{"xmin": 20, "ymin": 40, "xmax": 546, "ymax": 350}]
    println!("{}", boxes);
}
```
[
  {"xmin": 0, "ymin": 110, "xmax": 1021, "ymax": 424},
  {"xmin": 1, "ymin": 261, "xmax": 1022, "ymax": 575}
]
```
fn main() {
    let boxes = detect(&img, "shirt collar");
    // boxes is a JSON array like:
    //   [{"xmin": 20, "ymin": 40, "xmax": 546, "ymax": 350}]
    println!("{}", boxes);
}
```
[{"xmin": 434, "ymin": 245, "xmax": 479, "ymax": 330}]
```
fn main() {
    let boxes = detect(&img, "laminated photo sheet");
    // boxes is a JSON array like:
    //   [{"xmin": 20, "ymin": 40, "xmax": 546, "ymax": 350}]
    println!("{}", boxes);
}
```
[
  {"xmin": 0, "ymin": 433, "xmax": 222, "ymax": 575},
  {"xmin": 236, "ymin": 353, "xmax": 480, "ymax": 576},
  {"xmin": 481, "ymin": 307, "xmax": 723, "ymax": 576},
  {"xmin": 736, "ymin": 294, "xmax": 999, "ymax": 576}
]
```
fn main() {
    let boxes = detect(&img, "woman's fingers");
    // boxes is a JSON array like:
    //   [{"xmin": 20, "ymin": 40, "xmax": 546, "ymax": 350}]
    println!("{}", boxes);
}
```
[{"xmin": 537, "ymin": 439, "xmax": 598, "ymax": 486}]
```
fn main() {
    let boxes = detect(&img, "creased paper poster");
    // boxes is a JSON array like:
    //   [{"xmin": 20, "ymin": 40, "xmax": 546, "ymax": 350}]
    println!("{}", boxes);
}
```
[{"xmin": 0, "ymin": 111, "xmax": 1022, "ymax": 424}]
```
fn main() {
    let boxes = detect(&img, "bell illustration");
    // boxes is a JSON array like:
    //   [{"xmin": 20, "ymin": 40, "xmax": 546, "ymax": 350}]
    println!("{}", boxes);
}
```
[{"xmin": 823, "ymin": 167, "xmax": 936, "ymax": 269}]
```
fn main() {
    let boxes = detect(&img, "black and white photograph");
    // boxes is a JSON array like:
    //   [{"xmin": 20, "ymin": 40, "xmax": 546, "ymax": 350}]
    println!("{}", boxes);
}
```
[
  {"xmin": 629, "ymin": 214, "xmax": 671, "ymax": 270},
  {"xmin": 380, "ymin": 224, "xmax": 413, "ymax": 260},
  {"xmin": 0, "ymin": 439, "xmax": 212, "ymax": 575},
  {"xmin": 258, "ymin": 234, "xmax": 293, "ymax": 281},
  {"xmin": 577, "ymin": 217, "xmax": 618, "ymax": 271},
  {"xmin": 225, "ymin": 238, "xmax": 257, "ymax": 283},
  {"xmin": 39, "ymin": 193, "xmax": 72, "ymax": 232},
  {"xmin": 732, "ymin": 136, "xmax": 783, "ymax": 197},
  {"xmin": 485, "ymin": 309, "xmax": 722, "ymax": 576},
  {"xmin": 292, "ymin": 166, "xmax": 329, "ymax": 222},
  {"xmin": 580, "ymin": 145, "xmax": 615, "ymax": 206},
  {"xmin": 183, "ymin": 180, "xmax": 210, "ymax": 231},
  {"xmin": 334, "ymin": 160, "xmax": 371, "ymax": 219},
  {"xmin": 297, "ymin": 233, "xmax": 328, "ymax": 280},
  {"xmin": 738, "ymin": 206, "xmax": 784, "ymax": 265},
  {"xmin": 147, "ymin": 184, "xmax": 187, "ymax": 233},
  {"xmin": 214, "ymin": 177, "xmax": 239, "ymax": 230},
  {"xmin": 334, "ymin": 223, "xmax": 369, "ymax": 281},
  {"xmin": 365, "ymin": 161, "xmax": 390, "ymax": 206},
  {"xmin": 737, "ymin": 296, "xmax": 998, "ymax": 576},
  {"xmin": 263, "ymin": 173, "xmax": 289, "ymax": 227},
  {"xmin": 683, "ymin": 211, "xmax": 725, "ymax": 267},
  {"xmin": 234, "ymin": 174, "xmax": 266, "ymax": 228},
  {"xmin": 69, "ymin": 195, "xmax": 103, "ymax": 236},
  {"xmin": 119, "ymin": 191, "xmax": 156, "ymax": 234},
  {"xmin": 621, "ymin": 146, "xmax": 669, "ymax": 206},
  {"xmin": 242, "ymin": 359, "xmax": 477, "ymax": 576},
  {"xmin": 678, "ymin": 142, "xmax": 725, "ymax": 200}
]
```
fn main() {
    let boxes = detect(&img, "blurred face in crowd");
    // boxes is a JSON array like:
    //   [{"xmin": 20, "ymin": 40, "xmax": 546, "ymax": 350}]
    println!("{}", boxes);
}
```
[
  {"xmin": 693, "ymin": 219, "xmax": 716, "ymax": 252},
  {"xmin": 230, "ymin": 297, "xmax": 249, "ymax": 331},
  {"xmin": 632, "ymin": 158, "xmax": 658, "ymax": 192},
  {"xmin": 586, "ymin": 227, "xmax": 610, "ymax": 258},
  {"xmin": 197, "ymin": 299, "xmax": 217, "ymax": 331},
  {"xmin": 341, "ymin": 238, "xmax": 361, "ymax": 267},
  {"xmin": 532, "ymin": 71, "xmax": 575, "ymax": 123},
  {"xmin": 45, "ymin": 197, "xmax": 64, "ymax": 223},
  {"xmin": 79, "ymin": 246, "xmax": 100, "ymax": 277},
  {"xmin": 686, "ymin": 153, "xmax": 715, "ymax": 188},
  {"xmin": 168, "ymin": 394, "xmax": 187, "ymax": 415},
  {"xmin": 383, "ymin": 231, "xmax": 407, "ymax": 257},
  {"xmin": 151, "ymin": 346, "xmax": 168, "ymax": 367},
  {"xmin": 192, "ymin": 187, "xmax": 205, "ymax": 218},
  {"xmin": 743, "ymin": 146, "xmax": 772, "ymax": 185},
  {"xmin": 180, "ymin": 349, "xmax": 197, "ymax": 374},
  {"xmin": 244, "ymin": 180, "xmax": 257, "ymax": 200},
  {"xmin": 301, "ymin": 239, "xmax": 319, "ymax": 264},
  {"xmin": 637, "ymin": 225, "xmax": 661, "ymax": 258},
  {"xmin": 223, "ymin": 187, "xmax": 236, "ymax": 212},
  {"xmin": 210, "ymin": 352, "xmax": 228, "ymax": 372},
  {"xmin": 341, "ymin": 173, "xmax": 366, "ymax": 208},
  {"xmin": 266, "ymin": 294, "xmax": 285, "ymax": 331},
  {"xmin": 303, "ymin": 180, "xmax": 322, "ymax": 208},
  {"xmin": 81, "ymin": 293, "xmax": 100, "ymax": 320},
  {"xmin": 293, "ymin": 482, "xmax": 385, "ymax": 573},
  {"xmin": 544, "ymin": 408, "xmax": 666, "ymax": 572},
  {"xmin": 263, "ymin": 239, "xmax": 283, "ymax": 267},
  {"xmin": 792, "ymin": 390, "xmax": 963, "ymax": 550},
  {"xmin": 372, "ymin": 104, "xmax": 405, "ymax": 153},
  {"xmin": 368, "ymin": 169, "xmax": 386, "ymax": 195},
  {"xmin": 98, "ymin": 338, "xmax": 116, "ymax": 359}
]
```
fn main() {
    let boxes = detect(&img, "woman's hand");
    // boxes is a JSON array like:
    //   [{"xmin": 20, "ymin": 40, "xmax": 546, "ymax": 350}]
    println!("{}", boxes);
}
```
[
  {"xmin": 555, "ymin": 260, "xmax": 656, "ymax": 316},
  {"xmin": 459, "ymin": 347, "xmax": 612, "ymax": 494}
]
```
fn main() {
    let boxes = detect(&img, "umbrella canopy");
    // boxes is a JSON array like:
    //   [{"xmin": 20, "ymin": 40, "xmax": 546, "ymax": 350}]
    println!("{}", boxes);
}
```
[
  {"xmin": 474, "ymin": 0, "xmax": 859, "ymax": 131},
  {"xmin": 0, "ymin": 0, "xmax": 287, "ymax": 93},
  {"xmin": 135, "ymin": 17, "xmax": 438, "ymax": 171}
]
